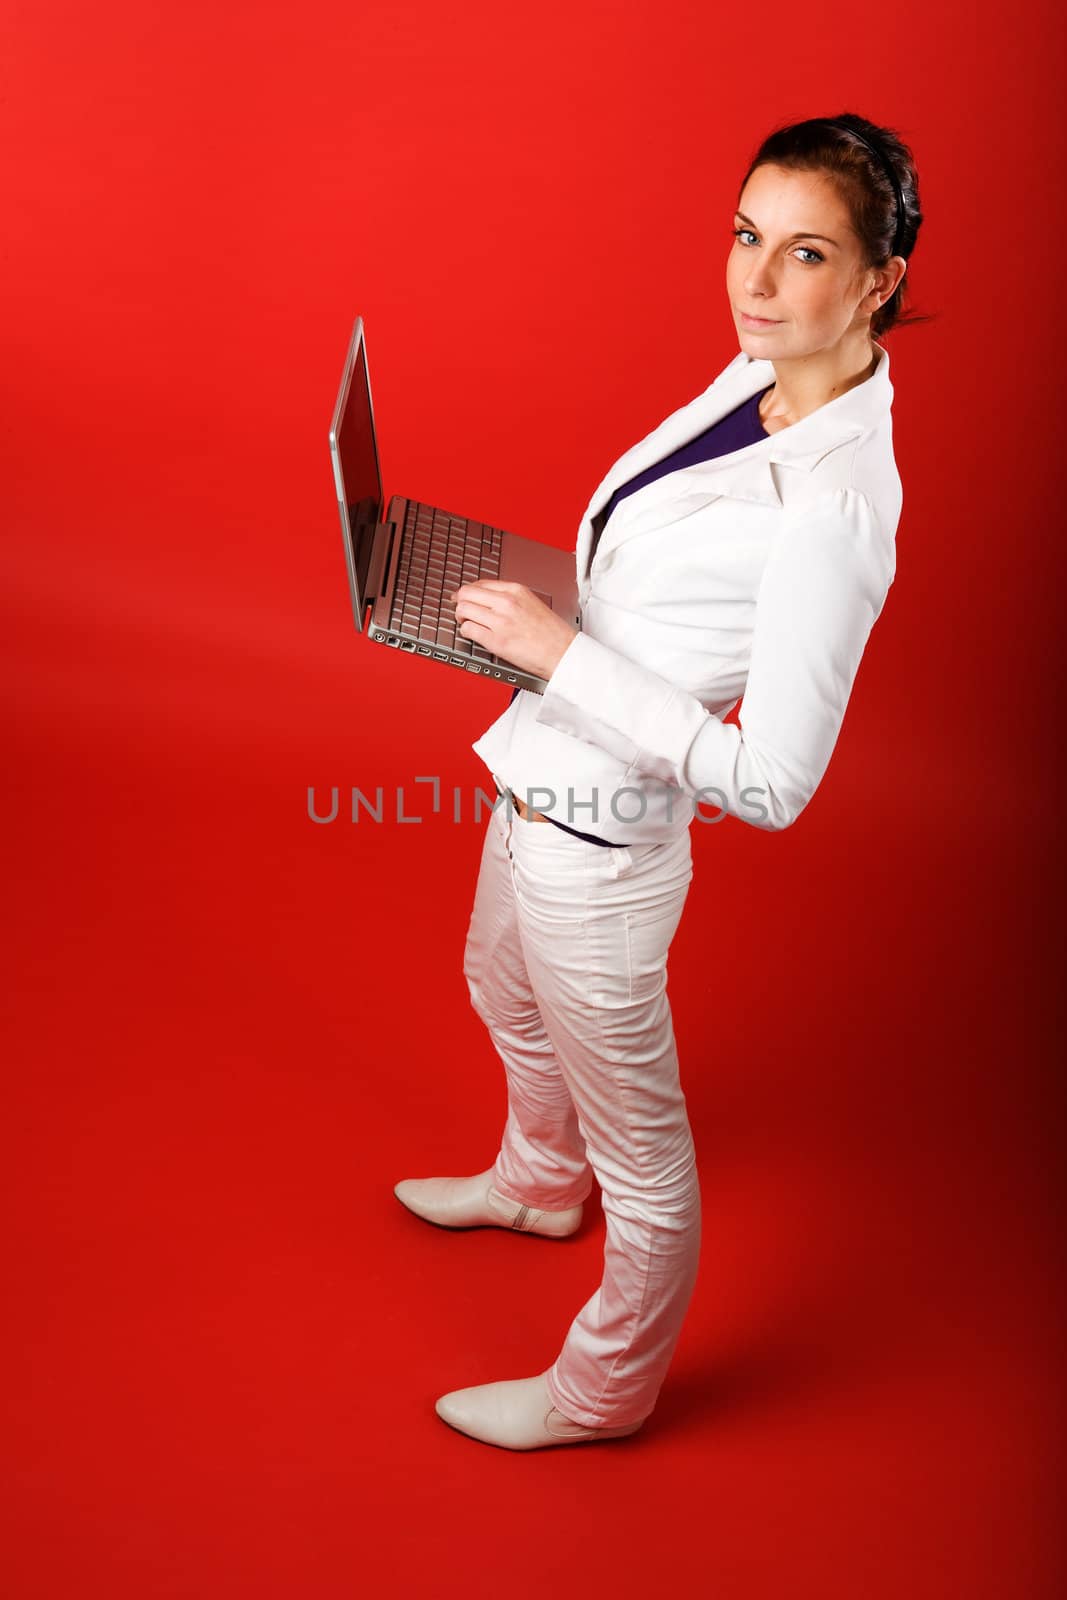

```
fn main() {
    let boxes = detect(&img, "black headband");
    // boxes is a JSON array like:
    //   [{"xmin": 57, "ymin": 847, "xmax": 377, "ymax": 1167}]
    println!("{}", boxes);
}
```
[{"xmin": 814, "ymin": 119, "xmax": 907, "ymax": 257}]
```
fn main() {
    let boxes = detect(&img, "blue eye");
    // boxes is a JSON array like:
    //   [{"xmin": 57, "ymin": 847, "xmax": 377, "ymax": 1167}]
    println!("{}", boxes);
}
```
[{"xmin": 731, "ymin": 226, "xmax": 824, "ymax": 264}]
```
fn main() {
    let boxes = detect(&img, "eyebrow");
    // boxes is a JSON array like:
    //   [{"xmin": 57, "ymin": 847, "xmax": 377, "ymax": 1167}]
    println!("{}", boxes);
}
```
[{"xmin": 734, "ymin": 211, "xmax": 841, "ymax": 248}]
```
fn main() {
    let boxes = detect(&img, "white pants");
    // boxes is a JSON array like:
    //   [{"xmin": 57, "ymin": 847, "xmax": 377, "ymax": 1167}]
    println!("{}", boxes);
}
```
[{"xmin": 462, "ymin": 791, "xmax": 701, "ymax": 1429}]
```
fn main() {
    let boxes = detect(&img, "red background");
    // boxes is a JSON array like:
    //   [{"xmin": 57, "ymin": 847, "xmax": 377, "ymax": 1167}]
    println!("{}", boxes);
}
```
[{"xmin": 4, "ymin": 3, "xmax": 1063, "ymax": 1596}]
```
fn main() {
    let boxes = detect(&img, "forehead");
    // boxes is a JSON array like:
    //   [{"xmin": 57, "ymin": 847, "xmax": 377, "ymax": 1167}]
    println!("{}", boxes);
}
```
[{"xmin": 737, "ymin": 163, "xmax": 854, "ymax": 236}]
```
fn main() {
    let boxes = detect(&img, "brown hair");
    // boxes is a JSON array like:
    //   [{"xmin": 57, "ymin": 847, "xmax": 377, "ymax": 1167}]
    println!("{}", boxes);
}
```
[{"xmin": 738, "ymin": 112, "xmax": 931, "ymax": 339}]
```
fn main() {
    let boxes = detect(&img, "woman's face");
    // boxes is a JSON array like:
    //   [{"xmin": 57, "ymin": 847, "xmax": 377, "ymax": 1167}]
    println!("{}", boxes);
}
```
[{"xmin": 727, "ymin": 162, "xmax": 878, "ymax": 358}]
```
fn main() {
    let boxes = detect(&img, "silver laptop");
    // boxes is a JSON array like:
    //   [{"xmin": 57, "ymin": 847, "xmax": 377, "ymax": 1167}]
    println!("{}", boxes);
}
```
[{"xmin": 329, "ymin": 316, "xmax": 581, "ymax": 694}]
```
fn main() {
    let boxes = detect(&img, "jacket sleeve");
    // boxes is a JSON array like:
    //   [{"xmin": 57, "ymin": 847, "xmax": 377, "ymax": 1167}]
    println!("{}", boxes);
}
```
[{"xmin": 533, "ymin": 487, "xmax": 896, "ymax": 830}]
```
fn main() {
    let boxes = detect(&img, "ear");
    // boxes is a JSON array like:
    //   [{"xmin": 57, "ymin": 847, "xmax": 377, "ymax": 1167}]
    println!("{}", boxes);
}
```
[
  {"xmin": 883, "ymin": 257, "xmax": 907, "ymax": 297},
  {"xmin": 869, "ymin": 257, "xmax": 906, "ymax": 307}
]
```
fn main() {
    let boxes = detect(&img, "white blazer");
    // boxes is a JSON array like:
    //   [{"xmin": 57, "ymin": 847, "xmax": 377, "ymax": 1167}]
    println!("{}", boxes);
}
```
[{"xmin": 471, "ymin": 340, "xmax": 902, "ymax": 842}]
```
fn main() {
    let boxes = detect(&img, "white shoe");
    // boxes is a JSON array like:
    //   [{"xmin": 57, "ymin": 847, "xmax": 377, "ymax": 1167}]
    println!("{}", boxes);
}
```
[
  {"xmin": 435, "ymin": 1369, "xmax": 646, "ymax": 1450},
  {"xmin": 393, "ymin": 1168, "xmax": 584, "ymax": 1238}
]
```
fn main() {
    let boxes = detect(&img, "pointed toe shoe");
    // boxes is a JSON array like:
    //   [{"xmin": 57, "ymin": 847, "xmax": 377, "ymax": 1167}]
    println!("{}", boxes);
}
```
[
  {"xmin": 393, "ymin": 1169, "xmax": 583, "ymax": 1238},
  {"xmin": 434, "ymin": 1370, "xmax": 645, "ymax": 1450}
]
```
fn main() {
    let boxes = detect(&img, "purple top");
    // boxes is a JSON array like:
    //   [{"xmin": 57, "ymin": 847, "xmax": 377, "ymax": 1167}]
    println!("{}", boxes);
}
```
[
  {"xmin": 503, "ymin": 382, "xmax": 771, "ymax": 843},
  {"xmin": 597, "ymin": 383, "xmax": 772, "ymax": 529}
]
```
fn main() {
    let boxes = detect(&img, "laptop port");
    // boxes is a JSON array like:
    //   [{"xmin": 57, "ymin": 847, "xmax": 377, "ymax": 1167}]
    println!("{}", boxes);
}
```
[{"xmin": 399, "ymin": 639, "xmax": 416, "ymax": 651}]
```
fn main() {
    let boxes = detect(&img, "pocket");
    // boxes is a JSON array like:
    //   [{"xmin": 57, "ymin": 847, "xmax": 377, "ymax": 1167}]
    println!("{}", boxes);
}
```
[
  {"xmin": 509, "ymin": 838, "xmax": 587, "ymax": 926},
  {"xmin": 623, "ymin": 899, "xmax": 687, "ymax": 1003}
]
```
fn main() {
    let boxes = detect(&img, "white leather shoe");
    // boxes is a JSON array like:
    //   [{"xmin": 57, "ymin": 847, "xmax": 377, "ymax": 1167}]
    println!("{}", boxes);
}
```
[
  {"xmin": 435, "ymin": 1369, "xmax": 646, "ymax": 1450},
  {"xmin": 393, "ymin": 1168, "xmax": 583, "ymax": 1238}
]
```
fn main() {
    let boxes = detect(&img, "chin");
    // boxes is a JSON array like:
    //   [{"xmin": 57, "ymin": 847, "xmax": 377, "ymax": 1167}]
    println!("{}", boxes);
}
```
[{"xmin": 738, "ymin": 327, "xmax": 782, "ymax": 349}]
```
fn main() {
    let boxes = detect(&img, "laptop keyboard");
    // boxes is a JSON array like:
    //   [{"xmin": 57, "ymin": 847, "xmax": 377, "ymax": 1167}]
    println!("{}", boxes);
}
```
[{"xmin": 389, "ymin": 501, "xmax": 502, "ymax": 658}]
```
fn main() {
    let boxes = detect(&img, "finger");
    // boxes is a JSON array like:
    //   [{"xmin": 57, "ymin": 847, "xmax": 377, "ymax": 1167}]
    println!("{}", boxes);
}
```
[
  {"xmin": 450, "ymin": 579, "xmax": 523, "ymax": 602},
  {"xmin": 453, "ymin": 593, "xmax": 498, "ymax": 620},
  {"xmin": 456, "ymin": 579, "xmax": 522, "ymax": 593}
]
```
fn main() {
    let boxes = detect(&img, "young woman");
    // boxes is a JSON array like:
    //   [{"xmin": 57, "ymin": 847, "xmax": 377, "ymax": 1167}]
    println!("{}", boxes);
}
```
[{"xmin": 395, "ymin": 111, "xmax": 924, "ymax": 1450}]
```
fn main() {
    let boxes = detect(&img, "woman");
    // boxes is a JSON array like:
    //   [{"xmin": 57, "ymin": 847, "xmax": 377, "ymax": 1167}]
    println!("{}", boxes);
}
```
[{"xmin": 394, "ymin": 112, "xmax": 923, "ymax": 1449}]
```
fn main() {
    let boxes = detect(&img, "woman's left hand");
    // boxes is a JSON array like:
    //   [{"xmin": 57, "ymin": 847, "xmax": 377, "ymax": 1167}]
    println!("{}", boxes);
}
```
[{"xmin": 449, "ymin": 580, "xmax": 579, "ymax": 681}]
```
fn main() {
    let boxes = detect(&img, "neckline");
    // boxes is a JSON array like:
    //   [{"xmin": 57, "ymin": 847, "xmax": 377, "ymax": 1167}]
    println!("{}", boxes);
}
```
[{"xmin": 755, "ymin": 383, "xmax": 775, "ymax": 437}]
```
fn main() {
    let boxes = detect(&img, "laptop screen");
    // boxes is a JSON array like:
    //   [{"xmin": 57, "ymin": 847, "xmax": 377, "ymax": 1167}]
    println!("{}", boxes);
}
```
[{"xmin": 329, "ymin": 319, "xmax": 384, "ymax": 631}]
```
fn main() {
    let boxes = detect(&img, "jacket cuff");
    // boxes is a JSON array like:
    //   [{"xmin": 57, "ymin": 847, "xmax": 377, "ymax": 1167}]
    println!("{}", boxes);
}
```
[{"xmin": 535, "ymin": 629, "xmax": 683, "ymax": 770}]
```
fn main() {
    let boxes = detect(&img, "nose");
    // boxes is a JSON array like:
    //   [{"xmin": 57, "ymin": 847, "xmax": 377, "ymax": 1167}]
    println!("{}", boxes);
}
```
[{"xmin": 743, "ymin": 261, "xmax": 776, "ymax": 297}]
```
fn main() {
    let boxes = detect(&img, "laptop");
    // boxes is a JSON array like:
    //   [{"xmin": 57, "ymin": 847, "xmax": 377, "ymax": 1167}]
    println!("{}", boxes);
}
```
[{"xmin": 329, "ymin": 316, "xmax": 581, "ymax": 694}]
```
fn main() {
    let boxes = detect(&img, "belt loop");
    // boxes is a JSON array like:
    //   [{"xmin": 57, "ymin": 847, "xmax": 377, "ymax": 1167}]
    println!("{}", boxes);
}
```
[{"xmin": 610, "ymin": 845, "xmax": 633, "ymax": 878}]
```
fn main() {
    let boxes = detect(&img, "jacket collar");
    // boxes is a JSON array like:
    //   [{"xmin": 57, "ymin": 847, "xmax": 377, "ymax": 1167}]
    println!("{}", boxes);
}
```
[{"xmin": 578, "ymin": 341, "xmax": 894, "ymax": 577}]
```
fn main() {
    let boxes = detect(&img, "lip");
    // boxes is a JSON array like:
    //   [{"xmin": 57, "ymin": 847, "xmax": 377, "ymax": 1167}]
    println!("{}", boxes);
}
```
[{"xmin": 740, "ymin": 311, "xmax": 781, "ymax": 329}]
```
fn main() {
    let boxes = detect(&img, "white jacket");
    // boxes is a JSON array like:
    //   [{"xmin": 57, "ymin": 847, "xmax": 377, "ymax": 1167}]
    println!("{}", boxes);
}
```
[{"xmin": 471, "ymin": 340, "xmax": 902, "ymax": 843}]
